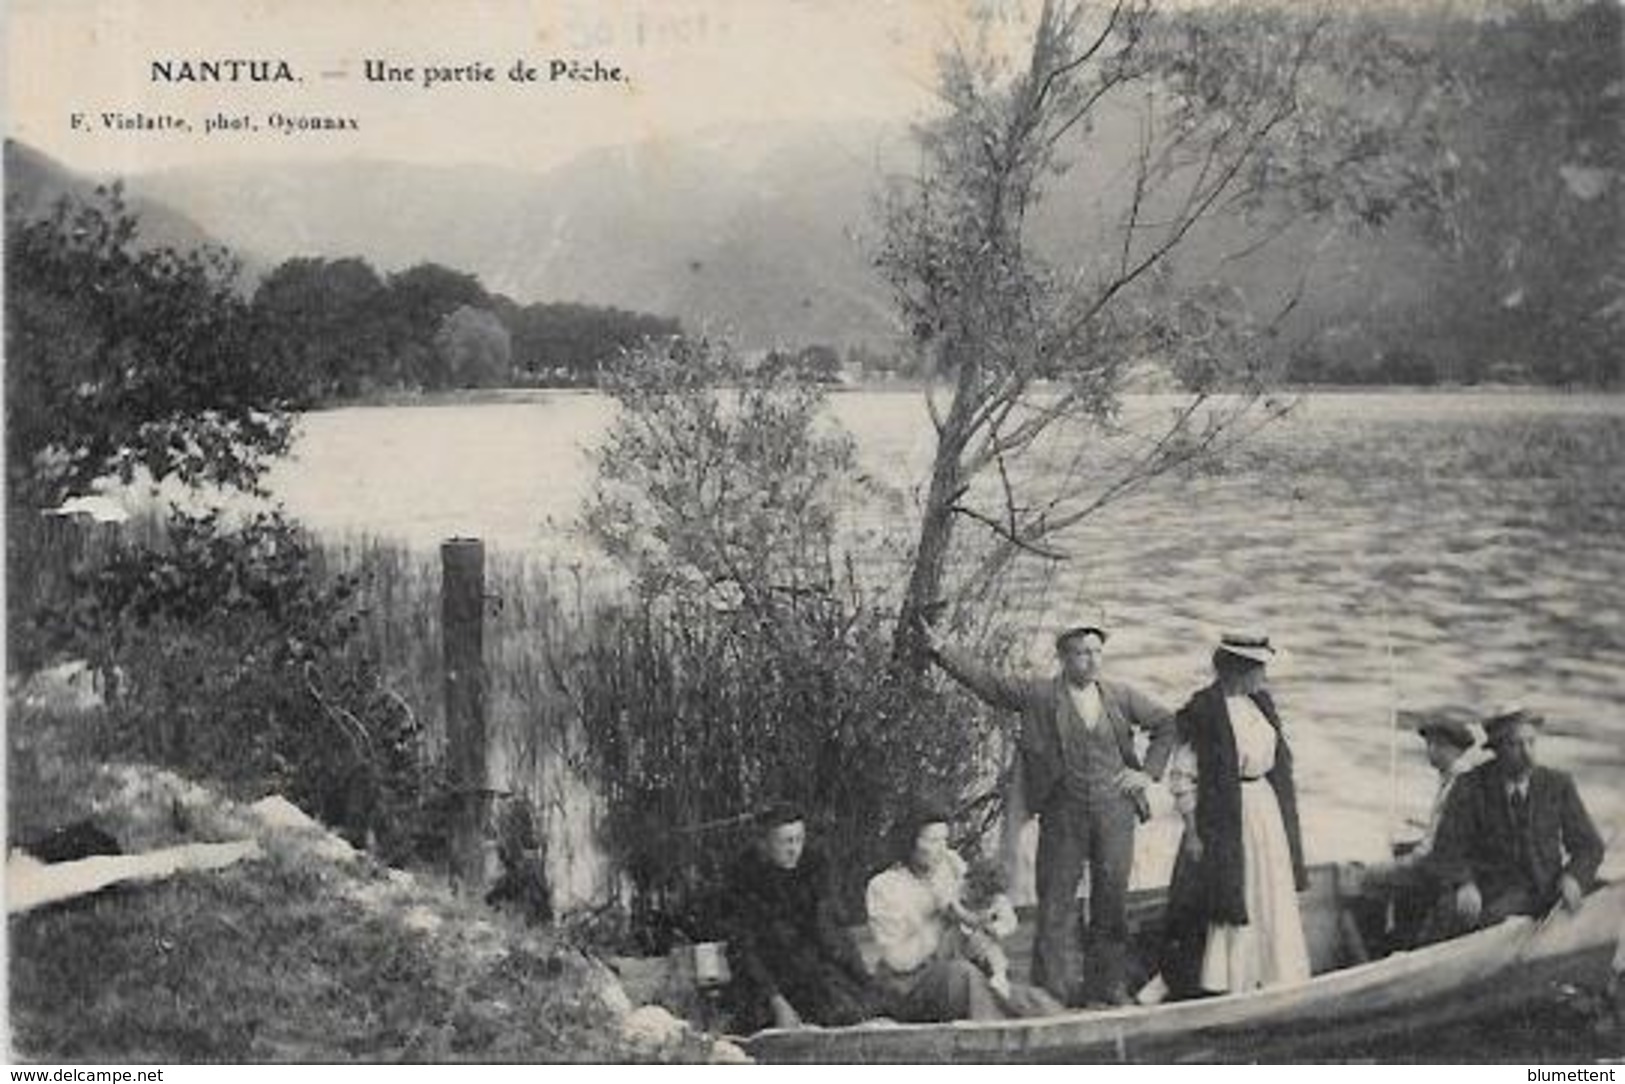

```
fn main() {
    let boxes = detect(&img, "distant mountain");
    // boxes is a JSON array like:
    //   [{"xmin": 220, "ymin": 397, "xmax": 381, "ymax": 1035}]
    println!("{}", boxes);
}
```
[
  {"xmin": 509, "ymin": 126, "xmax": 911, "ymax": 349},
  {"xmin": 4, "ymin": 140, "xmax": 245, "ymax": 266},
  {"xmin": 128, "ymin": 122, "xmax": 912, "ymax": 349},
  {"xmin": 123, "ymin": 117, "xmax": 1439, "ymax": 355},
  {"xmin": 16, "ymin": 111, "xmax": 1439, "ymax": 356}
]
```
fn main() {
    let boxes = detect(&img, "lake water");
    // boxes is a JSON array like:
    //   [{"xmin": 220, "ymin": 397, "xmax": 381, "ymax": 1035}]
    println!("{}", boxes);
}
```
[{"xmin": 262, "ymin": 389, "xmax": 1625, "ymax": 885}]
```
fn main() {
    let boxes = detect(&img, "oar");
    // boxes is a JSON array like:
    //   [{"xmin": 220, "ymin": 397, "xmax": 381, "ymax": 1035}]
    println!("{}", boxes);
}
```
[
  {"xmin": 1379, "ymin": 591, "xmax": 1400, "ymax": 935},
  {"xmin": 1380, "ymin": 590, "xmax": 1400, "ymax": 857}
]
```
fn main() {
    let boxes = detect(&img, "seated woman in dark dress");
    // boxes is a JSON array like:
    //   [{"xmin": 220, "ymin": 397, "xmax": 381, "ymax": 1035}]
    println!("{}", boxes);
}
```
[{"xmin": 724, "ymin": 804, "xmax": 879, "ymax": 1032}]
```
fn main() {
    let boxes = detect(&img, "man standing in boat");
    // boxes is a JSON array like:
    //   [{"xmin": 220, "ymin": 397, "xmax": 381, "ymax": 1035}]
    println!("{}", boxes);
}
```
[
  {"xmin": 1423, "ymin": 705, "xmax": 1604, "ymax": 940},
  {"xmin": 922, "ymin": 621, "xmax": 1175, "ymax": 1006}
]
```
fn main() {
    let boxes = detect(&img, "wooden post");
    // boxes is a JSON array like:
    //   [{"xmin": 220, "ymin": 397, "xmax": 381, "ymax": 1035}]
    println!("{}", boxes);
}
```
[{"xmin": 442, "ymin": 537, "xmax": 490, "ymax": 894}]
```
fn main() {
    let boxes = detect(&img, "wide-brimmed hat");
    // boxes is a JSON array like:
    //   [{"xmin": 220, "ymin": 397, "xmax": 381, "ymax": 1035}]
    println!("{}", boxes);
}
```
[
  {"xmin": 1483, "ymin": 704, "xmax": 1545, "ymax": 744},
  {"xmin": 1215, "ymin": 632, "xmax": 1275, "ymax": 665},
  {"xmin": 1399, "ymin": 705, "xmax": 1481, "ymax": 750},
  {"xmin": 1055, "ymin": 624, "xmax": 1108, "ymax": 650}
]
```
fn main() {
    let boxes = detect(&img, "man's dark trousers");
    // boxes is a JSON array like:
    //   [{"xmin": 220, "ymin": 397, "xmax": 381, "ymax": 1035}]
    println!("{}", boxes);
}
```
[{"xmin": 1033, "ymin": 791, "xmax": 1138, "ymax": 1004}]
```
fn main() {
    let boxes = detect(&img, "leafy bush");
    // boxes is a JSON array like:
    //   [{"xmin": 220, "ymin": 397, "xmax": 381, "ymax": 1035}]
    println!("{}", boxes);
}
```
[
  {"xmin": 48, "ymin": 508, "xmax": 449, "ymax": 865},
  {"xmin": 4, "ymin": 187, "xmax": 293, "ymax": 509},
  {"xmin": 573, "ymin": 339, "xmax": 1003, "ymax": 944}
]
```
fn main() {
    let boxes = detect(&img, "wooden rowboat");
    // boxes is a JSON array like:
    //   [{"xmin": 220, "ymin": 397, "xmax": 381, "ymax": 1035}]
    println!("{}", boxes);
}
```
[{"xmin": 739, "ymin": 864, "xmax": 1625, "ymax": 1063}]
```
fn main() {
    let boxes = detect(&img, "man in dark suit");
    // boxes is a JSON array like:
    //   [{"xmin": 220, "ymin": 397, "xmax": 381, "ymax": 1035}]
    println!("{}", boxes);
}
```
[
  {"xmin": 924, "ymin": 622, "xmax": 1175, "ymax": 1005},
  {"xmin": 1423, "ymin": 706, "xmax": 1604, "ymax": 941}
]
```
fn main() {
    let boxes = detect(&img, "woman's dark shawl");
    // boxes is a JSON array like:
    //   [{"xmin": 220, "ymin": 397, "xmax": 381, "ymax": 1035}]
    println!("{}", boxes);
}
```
[{"xmin": 1158, "ymin": 683, "xmax": 1307, "ymax": 995}]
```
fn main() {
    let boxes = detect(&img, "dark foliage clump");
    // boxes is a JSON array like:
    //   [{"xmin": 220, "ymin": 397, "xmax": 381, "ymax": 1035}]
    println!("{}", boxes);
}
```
[{"xmin": 17, "ymin": 507, "xmax": 451, "ymax": 867}]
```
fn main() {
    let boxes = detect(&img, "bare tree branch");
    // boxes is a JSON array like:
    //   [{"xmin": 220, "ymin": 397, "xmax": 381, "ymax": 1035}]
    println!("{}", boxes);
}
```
[
  {"xmin": 1044, "ymin": 62, "xmax": 1145, "ymax": 154},
  {"xmin": 956, "ymin": 393, "xmax": 1294, "ymax": 600},
  {"xmin": 1030, "ymin": 0, "xmax": 1124, "ymax": 119},
  {"xmin": 991, "ymin": 433, "xmax": 1025, "ymax": 541},
  {"xmin": 950, "ymin": 501, "xmax": 1070, "ymax": 561},
  {"xmin": 1121, "ymin": 99, "xmax": 1155, "ymax": 278},
  {"xmin": 1047, "ymin": 98, "xmax": 1297, "ymax": 356}
]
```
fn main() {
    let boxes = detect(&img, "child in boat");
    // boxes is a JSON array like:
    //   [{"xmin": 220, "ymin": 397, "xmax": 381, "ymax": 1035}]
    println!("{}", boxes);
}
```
[{"xmin": 956, "ymin": 856, "xmax": 1020, "ymax": 1000}]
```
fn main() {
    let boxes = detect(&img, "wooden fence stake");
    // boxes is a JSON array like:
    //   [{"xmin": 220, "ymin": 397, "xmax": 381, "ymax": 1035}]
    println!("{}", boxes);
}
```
[{"xmin": 443, "ymin": 537, "xmax": 491, "ymax": 894}]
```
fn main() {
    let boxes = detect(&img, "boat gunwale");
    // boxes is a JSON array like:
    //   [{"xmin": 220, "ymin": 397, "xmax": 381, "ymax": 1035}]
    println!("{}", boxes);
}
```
[{"xmin": 740, "ymin": 878, "xmax": 1625, "ymax": 1060}]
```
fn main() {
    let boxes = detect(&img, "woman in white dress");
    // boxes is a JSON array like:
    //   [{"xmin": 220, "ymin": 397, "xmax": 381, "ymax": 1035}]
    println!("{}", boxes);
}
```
[{"xmin": 1149, "ymin": 633, "xmax": 1311, "ymax": 1000}]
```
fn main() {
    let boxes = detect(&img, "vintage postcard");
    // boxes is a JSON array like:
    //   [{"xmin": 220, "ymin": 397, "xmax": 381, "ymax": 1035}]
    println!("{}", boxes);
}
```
[{"xmin": 5, "ymin": 0, "xmax": 1622, "ymax": 1066}]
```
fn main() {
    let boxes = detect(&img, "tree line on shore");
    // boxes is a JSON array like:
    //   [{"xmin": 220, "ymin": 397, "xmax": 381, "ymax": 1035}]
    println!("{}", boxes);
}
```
[{"xmin": 252, "ymin": 255, "xmax": 682, "ymax": 399}]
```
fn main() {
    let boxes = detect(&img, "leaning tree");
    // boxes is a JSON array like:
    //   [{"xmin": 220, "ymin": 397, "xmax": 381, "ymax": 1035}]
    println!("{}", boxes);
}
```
[{"xmin": 882, "ymin": 0, "xmax": 1459, "ymax": 663}]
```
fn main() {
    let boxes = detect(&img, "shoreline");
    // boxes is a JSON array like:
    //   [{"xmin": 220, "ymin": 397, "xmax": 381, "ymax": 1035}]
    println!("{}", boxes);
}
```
[{"xmin": 305, "ymin": 382, "xmax": 1625, "ymax": 412}]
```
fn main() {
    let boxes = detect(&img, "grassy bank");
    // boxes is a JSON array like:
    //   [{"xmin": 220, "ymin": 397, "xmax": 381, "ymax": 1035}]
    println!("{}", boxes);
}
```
[
  {"xmin": 2, "ymin": 508, "xmax": 723, "ymax": 1061},
  {"xmin": 5, "ymin": 706, "xmax": 713, "ymax": 1063}
]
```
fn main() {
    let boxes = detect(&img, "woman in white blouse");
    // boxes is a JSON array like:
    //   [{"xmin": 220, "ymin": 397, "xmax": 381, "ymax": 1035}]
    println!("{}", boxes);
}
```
[
  {"xmin": 864, "ymin": 810, "xmax": 1010, "ymax": 1022},
  {"xmin": 1146, "ymin": 634, "xmax": 1311, "ymax": 1002}
]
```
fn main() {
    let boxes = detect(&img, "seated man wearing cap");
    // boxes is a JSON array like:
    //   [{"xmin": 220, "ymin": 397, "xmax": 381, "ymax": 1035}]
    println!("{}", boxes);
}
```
[
  {"xmin": 921, "ymin": 620, "xmax": 1174, "ymax": 1006},
  {"xmin": 1399, "ymin": 708, "xmax": 1496, "ymax": 867},
  {"xmin": 1355, "ymin": 707, "xmax": 1493, "ymax": 950},
  {"xmin": 1421, "ymin": 707, "xmax": 1605, "ymax": 943}
]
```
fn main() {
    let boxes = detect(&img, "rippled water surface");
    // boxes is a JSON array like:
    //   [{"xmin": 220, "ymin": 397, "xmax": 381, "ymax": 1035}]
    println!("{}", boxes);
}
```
[{"xmin": 265, "ymin": 390, "xmax": 1625, "ymax": 881}]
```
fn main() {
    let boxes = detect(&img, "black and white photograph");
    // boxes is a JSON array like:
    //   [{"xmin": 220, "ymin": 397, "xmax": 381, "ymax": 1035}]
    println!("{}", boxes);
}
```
[{"xmin": 4, "ymin": 0, "xmax": 1623, "ymax": 1066}]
